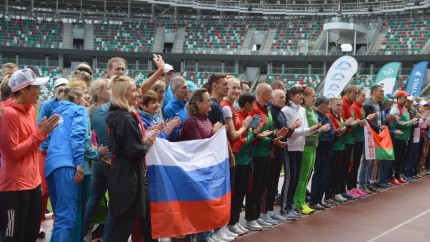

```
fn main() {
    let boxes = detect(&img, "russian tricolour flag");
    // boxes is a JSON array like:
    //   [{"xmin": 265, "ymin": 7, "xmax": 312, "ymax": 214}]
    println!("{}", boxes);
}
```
[{"xmin": 146, "ymin": 127, "xmax": 231, "ymax": 238}]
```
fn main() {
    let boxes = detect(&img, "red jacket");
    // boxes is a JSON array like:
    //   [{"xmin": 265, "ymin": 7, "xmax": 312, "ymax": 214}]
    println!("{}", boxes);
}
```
[
  {"xmin": 341, "ymin": 97, "xmax": 354, "ymax": 134},
  {"xmin": 0, "ymin": 99, "xmax": 47, "ymax": 191}
]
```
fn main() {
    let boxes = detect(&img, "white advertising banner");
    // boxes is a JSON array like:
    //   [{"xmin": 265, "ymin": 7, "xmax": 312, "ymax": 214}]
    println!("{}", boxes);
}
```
[{"xmin": 323, "ymin": 56, "xmax": 358, "ymax": 98}]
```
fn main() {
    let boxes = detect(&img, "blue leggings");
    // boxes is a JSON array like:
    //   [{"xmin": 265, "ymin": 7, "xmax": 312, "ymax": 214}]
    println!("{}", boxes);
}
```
[{"xmin": 47, "ymin": 167, "xmax": 78, "ymax": 242}]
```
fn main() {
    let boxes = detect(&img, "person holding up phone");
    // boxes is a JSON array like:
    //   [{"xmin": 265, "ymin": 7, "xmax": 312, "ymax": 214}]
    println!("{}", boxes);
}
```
[{"xmin": 226, "ymin": 92, "xmax": 268, "ymax": 233}]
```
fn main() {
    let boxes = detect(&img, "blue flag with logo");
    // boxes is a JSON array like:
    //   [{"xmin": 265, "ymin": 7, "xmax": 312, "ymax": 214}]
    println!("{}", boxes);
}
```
[{"xmin": 406, "ymin": 61, "xmax": 428, "ymax": 97}]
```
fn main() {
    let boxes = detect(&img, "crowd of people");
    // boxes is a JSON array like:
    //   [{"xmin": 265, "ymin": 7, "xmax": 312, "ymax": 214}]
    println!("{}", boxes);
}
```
[{"xmin": 0, "ymin": 56, "xmax": 430, "ymax": 242}]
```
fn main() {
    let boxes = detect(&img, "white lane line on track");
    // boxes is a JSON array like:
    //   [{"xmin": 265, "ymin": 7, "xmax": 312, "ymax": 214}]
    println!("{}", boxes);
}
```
[{"xmin": 366, "ymin": 208, "xmax": 430, "ymax": 242}]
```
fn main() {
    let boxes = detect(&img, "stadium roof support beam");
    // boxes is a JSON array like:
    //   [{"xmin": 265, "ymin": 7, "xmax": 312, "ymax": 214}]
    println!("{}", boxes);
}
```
[{"xmin": 128, "ymin": 0, "xmax": 131, "ymax": 19}]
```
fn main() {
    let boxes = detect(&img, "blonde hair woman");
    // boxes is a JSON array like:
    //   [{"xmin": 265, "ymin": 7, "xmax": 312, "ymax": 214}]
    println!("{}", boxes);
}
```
[{"xmin": 105, "ymin": 75, "xmax": 159, "ymax": 241}]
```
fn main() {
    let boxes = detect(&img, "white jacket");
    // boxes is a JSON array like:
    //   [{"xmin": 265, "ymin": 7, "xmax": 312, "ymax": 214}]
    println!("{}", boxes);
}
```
[{"xmin": 281, "ymin": 102, "xmax": 315, "ymax": 151}]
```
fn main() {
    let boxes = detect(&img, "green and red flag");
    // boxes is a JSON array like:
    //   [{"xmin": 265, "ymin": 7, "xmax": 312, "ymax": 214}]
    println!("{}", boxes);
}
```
[{"xmin": 364, "ymin": 124, "xmax": 395, "ymax": 160}]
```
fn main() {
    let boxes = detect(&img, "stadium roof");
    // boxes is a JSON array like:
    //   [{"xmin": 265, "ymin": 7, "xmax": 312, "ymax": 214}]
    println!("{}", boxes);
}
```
[{"xmin": 2, "ymin": 0, "xmax": 429, "ymax": 20}]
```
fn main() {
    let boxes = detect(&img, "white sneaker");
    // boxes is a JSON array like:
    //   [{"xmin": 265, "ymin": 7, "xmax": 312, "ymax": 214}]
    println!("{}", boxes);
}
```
[
  {"xmin": 270, "ymin": 214, "xmax": 287, "ymax": 222},
  {"xmin": 256, "ymin": 218, "xmax": 272, "ymax": 228},
  {"xmin": 209, "ymin": 234, "xmax": 224, "ymax": 242},
  {"xmin": 227, "ymin": 224, "xmax": 245, "ymax": 235},
  {"xmin": 222, "ymin": 226, "xmax": 238, "ymax": 238},
  {"xmin": 214, "ymin": 229, "xmax": 235, "ymax": 242},
  {"xmin": 335, "ymin": 194, "xmax": 348, "ymax": 203},
  {"xmin": 245, "ymin": 220, "xmax": 263, "ymax": 231},
  {"xmin": 236, "ymin": 223, "xmax": 249, "ymax": 234},
  {"xmin": 260, "ymin": 213, "xmax": 278, "ymax": 225}
]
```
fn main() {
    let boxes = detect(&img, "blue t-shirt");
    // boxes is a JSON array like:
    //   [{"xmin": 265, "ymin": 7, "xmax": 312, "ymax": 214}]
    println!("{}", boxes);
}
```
[{"xmin": 164, "ymin": 96, "xmax": 188, "ymax": 140}]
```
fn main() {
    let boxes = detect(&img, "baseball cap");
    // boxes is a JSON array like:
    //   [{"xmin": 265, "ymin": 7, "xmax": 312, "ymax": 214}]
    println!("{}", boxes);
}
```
[
  {"xmin": 419, "ymin": 100, "xmax": 429, "ymax": 106},
  {"xmin": 315, "ymin": 95, "xmax": 330, "ymax": 107},
  {"xmin": 54, "ymin": 78, "xmax": 69, "ymax": 88},
  {"xmin": 396, "ymin": 90, "xmax": 410, "ymax": 98},
  {"xmin": 164, "ymin": 64, "xmax": 175, "ymax": 73},
  {"xmin": 8, "ymin": 69, "xmax": 49, "ymax": 92},
  {"xmin": 187, "ymin": 81, "xmax": 197, "ymax": 91},
  {"xmin": 382, "ymin": 96, "xmax": 393, "ymax": 105},
  {"xmin": 413, "ymin": 101, "xmax": 419, "ymax": 106}
]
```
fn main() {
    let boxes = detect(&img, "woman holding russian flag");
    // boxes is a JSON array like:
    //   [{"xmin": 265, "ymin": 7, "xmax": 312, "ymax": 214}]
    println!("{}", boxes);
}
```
[{"xmin": 181, "ymin": 88, "xmax": 223, "ymax": 242}]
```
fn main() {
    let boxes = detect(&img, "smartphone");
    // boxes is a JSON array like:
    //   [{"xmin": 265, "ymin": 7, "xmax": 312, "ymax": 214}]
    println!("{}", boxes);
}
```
[{"xmin": 250, "ymin": 115, "xmax": 261, "ymax": 129}]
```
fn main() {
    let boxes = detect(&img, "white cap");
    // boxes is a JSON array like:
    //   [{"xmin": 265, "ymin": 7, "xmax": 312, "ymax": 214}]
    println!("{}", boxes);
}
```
[
  {"xmin": 413, "ymin": 101, "xmax": 419, "ymax": 106},
  {"xmin": 8, "ymin": 69, "xmax": 49, "ymax": 92},
  {"xmin": 407, "ymin": 96, "xmax": 414, "ymax": 101},
  {"xmin": 164, "ymin": 64, "xmax": 175, "ymax": 73},
  {"xmin": 54, "ymin": 78, "xmax": 69, "ymax": 88},
  {"xmin": 419, "ymin": 100, "xmax": 428, "ymax": 106}
]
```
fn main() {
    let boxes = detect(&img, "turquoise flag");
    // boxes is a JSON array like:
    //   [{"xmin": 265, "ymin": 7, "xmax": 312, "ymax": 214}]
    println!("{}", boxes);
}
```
[{"xmin": 375, "ymin": 62, "xmax": 402, "ymax": 95}]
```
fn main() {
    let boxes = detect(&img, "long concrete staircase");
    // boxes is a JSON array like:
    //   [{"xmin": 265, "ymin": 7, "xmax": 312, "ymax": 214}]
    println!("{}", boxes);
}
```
[
  {"xmin": 368, "ymin": 30, "xmax": 387, "ymax": 55},
  {"xmin": 62, "ymin": 23, "xmax": 73, "ymax": 49},
  {"xmin": 259, "ymin": 29, "xmax": 277, "ymax": 55},
  {"xmin": 152, "ymin": 26, "xmax": 165, "ymax": 53},
  {"xmin": 239, "ymin": 28, "xmax": 254, "ymax": 54},
  {"xmin": 172, "ymin": 27, "xmax": 186, "ymax": 53},
  {"xmin": 84, "ymin": 24, "xmax": 94, "ymax": 50}
]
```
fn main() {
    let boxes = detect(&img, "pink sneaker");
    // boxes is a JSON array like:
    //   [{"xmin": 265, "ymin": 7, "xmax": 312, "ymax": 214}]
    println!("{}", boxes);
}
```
[
  {"xmin": 354, "ymin": 188, "xmax": 367, "ymax": 196},
  {"xmin": 347, "ymin": 190, "xmax": 360, "ymax": 198}
]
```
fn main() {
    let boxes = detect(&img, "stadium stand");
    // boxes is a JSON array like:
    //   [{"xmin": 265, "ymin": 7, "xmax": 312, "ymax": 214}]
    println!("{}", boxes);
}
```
[
  {"xmin": 271, "ymin": 23, "xmax": 322, "ymax": 55},
  {"xmin": 266, "ymin": 73, "xmax": 322, "ymax": 89},
  {"xmin": 94, "ymin": 22, "xmax": 155, "ymax": 52},
  {"xmin": 0, "ymin": 18, "xmax": 63, "ymax": 48},
  {"xmin": 182, "ymin": 23, "xmax": 247, "ymax": 55},
  {"xmin": 378, "ymin": 21, "xmax": 430, "ymax": 55}
]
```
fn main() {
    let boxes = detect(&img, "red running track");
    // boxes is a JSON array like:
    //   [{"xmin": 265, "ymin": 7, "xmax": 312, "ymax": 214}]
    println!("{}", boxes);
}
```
[{"xmin": 237, "ymin": 176, "xmax": 430, "ymax": 242}]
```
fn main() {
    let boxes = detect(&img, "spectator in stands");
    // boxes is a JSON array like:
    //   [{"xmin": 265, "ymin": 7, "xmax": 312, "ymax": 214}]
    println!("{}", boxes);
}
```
[
  {"xmin": 339, "ymin": 84, "xmax": 359, "ymax": 201},
  {"xmin": 161, "ymin": 63, "xmax": 176, "ymax": 109},
  {"xmin": 181, "ymin": 88, "xmax": 223, "ymax": 242},
  {"xmin": 389, "ymin": 91, "xmax": 418, "ymax": 185},
  {"xmin": 281, "ymin": 85, "xmax": 320, "ymax": 219},
  {"xmin": 105, "ymin": 75, "xmax": 159, "ymax": 241},
  {"xmin": 267, "ymin": 90, "xmax": 299, "ymax": 220},
  {"xmin": 0, "ymin": 69, "xmax": 59, "ymax": 242},
  {"xmin": 164, "ymin": 76, "xmax": 189, "ymax": 140},
  {"xmin": 271, "ymin": 80, "xmax": 285, "ymax": 91},
  {"xmin": 350, "ymin": 89, "xmax": 373, "ymax": 196},
  {"xmin": 326, "ymin": 98, "xmax": 349, "ymax": 205},
  {"xmin": 36, "ymin": 77, "xmax": 69, "ymax": 237},
  {"xmin": 295, "ymin": 86, "xmax": 329, "ymax": 215},
  {"xmin": 1, "ymin": 63, "xmax": 18, "ymax": 78},
  {"xmin": 71, "ymin": 63, "xmax": 93, "ymax": 86},
  {"xmin": 309, "ymin": 95, "xmax": 335, "ymax": 210},
  {"xmin": 44, "ymin": 84, "xmax": 89, "ymax": 241}
]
